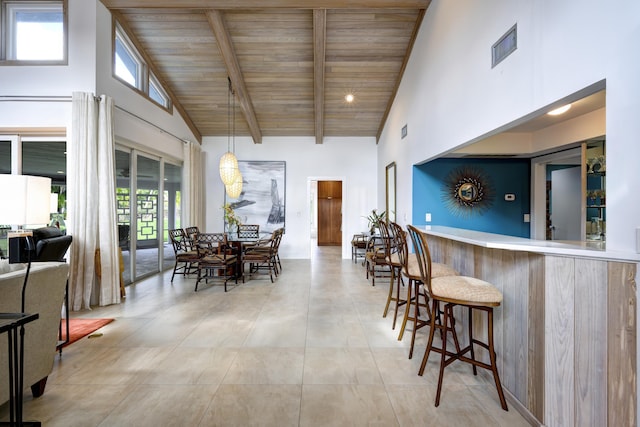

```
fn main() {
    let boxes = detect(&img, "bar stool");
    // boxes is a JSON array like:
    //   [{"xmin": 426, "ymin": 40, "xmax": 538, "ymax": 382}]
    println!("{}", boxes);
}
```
[
  {"xmin": 406, "ymin": 225, "xmax": 508, "ymax": 410},
  {"xmin": 396, "ymin": 224, "xmax": 459, "ymax": 359},
  {"xmin": 381, "ymin": 221, "xmax": 405, "ymax": 329}
]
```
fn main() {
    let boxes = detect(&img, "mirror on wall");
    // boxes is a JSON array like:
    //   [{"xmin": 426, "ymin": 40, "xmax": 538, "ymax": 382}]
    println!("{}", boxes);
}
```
[{"xmin": 386, "ymin": 162, "xmax": 396, "ymax": 223}]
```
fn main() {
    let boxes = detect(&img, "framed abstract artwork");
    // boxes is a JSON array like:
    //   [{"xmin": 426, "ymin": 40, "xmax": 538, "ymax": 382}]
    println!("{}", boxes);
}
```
[{"xmin": 226, "ymin": 161, "xmax": 286, "ymax": 233}]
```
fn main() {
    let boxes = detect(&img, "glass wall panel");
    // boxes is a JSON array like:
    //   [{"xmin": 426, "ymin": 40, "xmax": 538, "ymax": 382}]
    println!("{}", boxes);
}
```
[
  {"xmin": 0, "ymin": 139, "xmax": 11, "ymax": 257},
  {"xmin": 22, "ymin": 140, "xmax": 67, "ymax": 230},
  {"xmin": 136, "ymin": 154, "xmax": 160, "ymax": 279},
  {"xmin": 115, "ymin": 149, "xmax": 132, "ymax": 285}
]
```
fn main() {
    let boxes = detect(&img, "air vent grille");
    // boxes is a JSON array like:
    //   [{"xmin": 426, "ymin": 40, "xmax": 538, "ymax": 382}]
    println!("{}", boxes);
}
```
[{"xmin": 492, "ymin": 24, "xmax": 517, "ymax": 68}]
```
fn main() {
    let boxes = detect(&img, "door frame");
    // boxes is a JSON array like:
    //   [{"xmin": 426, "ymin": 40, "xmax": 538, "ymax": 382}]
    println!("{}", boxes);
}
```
[
  {"xmin": 308, "ymin": 176, "xmax": 348, "ymax": 257},
  {"xmin": 531, "ymin": 147, "xmax": 582, "ymax": 240}
]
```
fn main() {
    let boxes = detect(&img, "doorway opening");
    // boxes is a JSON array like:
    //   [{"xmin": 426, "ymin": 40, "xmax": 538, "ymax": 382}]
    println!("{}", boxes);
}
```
[{"xmin": 316, "ymin": 180, "xmax": 342, "ymax": 246}]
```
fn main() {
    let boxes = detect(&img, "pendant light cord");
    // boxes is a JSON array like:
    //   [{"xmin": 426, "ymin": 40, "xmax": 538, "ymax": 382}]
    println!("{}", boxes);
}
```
[{"xmin": 227, "ymin": 77, "xmax": 232, "ymax": 153}]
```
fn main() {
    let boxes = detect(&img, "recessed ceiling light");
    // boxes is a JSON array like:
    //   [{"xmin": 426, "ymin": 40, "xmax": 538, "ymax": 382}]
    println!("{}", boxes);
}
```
[
  {"xmin": 547, "ymin": 104, "xmax": 571, "ymax": 116},
  {"xmin": 345, "ymin": 93, "xmax": 354, "ymax": 103},
  {"xmin": 57, "ymin": 170, "xmax": 64, "ymax": 174}
]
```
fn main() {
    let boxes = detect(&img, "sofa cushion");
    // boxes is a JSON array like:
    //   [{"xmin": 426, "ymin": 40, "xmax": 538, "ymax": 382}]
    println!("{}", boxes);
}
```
[
  {"xmin": 32, "ymin": 226, "xmax": 63, "ymax": 241},
  {"xmin": 0, "ymin": 259, "xmax": 27, "ymax": 275}
]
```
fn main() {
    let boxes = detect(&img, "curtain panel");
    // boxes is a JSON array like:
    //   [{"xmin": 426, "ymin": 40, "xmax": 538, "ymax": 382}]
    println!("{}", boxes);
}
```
[
  {"xmin": 68, "ymin": 92, "xmax": 120, "ymax": 311},
  {"xmin": 184, "ymin": 141, "xmax": 204, "ymax": 229}
]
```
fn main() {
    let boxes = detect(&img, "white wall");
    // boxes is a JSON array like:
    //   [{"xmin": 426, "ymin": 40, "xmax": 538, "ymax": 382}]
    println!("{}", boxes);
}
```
[
  {"xmin": 202, "ymin": 136, "xmax": 378, "ymax": 259},
  {"xmin": 378, "ymin": 0, "xmax": 640, "ymax": 255},
  {"xmin": 0, "ymin": 0, "xmax": 97, "ymax": 130}
]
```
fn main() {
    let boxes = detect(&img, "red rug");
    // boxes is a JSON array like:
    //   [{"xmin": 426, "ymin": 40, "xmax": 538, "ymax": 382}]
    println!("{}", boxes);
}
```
[{"xmin": 60, "ymin": 318, "xmax": 114, "ymax": 347}]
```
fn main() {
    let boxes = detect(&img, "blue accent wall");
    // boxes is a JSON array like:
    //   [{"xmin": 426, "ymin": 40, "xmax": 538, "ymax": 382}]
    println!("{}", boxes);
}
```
[{"xmin": 413, "ymin": 158, "xmax": 531, "ymax": 237}]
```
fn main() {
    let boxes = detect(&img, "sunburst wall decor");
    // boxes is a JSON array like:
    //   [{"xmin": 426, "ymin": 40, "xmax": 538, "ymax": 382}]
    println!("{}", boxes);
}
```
[{"xmin": 441, "ymin": 167, "xmax": 494, "ymax": 217}]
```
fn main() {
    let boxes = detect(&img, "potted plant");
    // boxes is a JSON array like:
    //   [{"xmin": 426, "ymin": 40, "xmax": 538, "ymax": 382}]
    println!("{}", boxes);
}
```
[
  {"xmin": 222, "ymin": 203, "xmax": 242, "ymax": 234},
  {"xmin": 365, "ymin": 209, "xmax": 386, "ymax": 235}
]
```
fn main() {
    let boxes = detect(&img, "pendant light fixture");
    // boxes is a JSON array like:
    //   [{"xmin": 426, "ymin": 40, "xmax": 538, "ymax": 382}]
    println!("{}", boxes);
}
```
[
  {"xmin": 225, "ymin": 169, "xmax": 243, "ymax": 198},
  {"xmin": 219, "ymin": 77, "xmax": 239, "ymax": 185}
]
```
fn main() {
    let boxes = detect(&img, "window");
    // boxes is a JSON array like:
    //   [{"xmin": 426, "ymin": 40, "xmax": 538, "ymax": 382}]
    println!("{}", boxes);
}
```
[
  {"xmin": 149, "ymin": 72, "xmax": 169, "ymax": 107},
  {"xmin": 114, "ymin": 24, "xmax": 142, "ymax": 87},
  {"xmin": 2, "ymin": 1, "xmax": 66, "ymax": 62},
  {"xmin": 113, "ymin": 21, "xmax": 172, "ymax": 110}
]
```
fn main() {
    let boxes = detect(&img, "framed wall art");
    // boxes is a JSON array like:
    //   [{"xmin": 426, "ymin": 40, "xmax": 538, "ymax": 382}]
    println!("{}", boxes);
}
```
[{"xmin": 226, "ymin": 160, "xmax": 286, "ymax": 233}]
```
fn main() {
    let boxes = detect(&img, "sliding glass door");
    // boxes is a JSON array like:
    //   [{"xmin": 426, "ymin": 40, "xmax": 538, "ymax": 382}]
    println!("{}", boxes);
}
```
[{"xmin": 116, "ymin": 147, "xmax": 182, "ymax": 283}]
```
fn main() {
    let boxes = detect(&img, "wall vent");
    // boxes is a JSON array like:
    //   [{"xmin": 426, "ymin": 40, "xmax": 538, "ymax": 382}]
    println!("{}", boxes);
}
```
[{"xmin": 492, "ymin": 24, "xmax": 517, "ymax": 68}]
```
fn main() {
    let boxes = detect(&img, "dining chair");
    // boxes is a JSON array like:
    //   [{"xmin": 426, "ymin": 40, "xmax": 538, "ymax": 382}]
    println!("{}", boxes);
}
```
[
  {"xmin": 194, "ymin": 232, "xmax": 238, "ymax": 292},
  {"xmin": 351, "ymin": 233, "xmax": 367, "ymax": 264},
  {"xmin": 364, "ymin": 233, "xmax": 390, "ymax": 286},
  {"xmin": 242, "ymin": 229, "xmax": 279, "ymax": 283},
  {"xmin": 168, "ymin": 228, "xmax": 199, "ymax": 282},
  {"xmin": 406, "ymin": 225, "xmax": 508, "ymax": 410}
]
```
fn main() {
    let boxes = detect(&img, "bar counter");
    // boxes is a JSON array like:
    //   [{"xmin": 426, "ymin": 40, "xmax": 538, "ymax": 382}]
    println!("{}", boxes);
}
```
[{"xmin": 417, "ymin": 225, "xmax": 637, "ymax": 427}]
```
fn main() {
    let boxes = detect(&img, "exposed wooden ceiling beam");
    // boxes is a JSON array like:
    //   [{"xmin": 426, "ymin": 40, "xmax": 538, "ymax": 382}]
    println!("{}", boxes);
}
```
[
  {"xmin": 112, "ymin": 10, "xmax": 202, "ymax": 143},
  {"xmin": 313, "ymin": 9, "xmax": 326, "ymax": 145},
  {"xmin": 376, "ymin": 6, "xmax": 427, "ymax": 143},
  {"xmin": 101, "ymin": 0, "xmax": 430, "ymax": 10},
  {"xmin": 206, "ymin": 10, "xmax": 263, "ymax": 144}
]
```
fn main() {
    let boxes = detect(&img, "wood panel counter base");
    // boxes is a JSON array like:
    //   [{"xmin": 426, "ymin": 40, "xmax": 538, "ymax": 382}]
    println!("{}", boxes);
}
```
[{"xmin": 420, "ymin": 228, "xmax": 636, "ymax": 427}]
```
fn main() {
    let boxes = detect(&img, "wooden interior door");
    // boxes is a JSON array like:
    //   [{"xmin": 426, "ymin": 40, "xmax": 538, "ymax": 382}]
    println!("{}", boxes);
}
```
[{"xmin": 317, "ymin": 181, "xmax": 342, "ymax": 246}]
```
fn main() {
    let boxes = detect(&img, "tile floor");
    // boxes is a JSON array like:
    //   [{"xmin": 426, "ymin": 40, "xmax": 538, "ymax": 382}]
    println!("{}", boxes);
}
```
[{"xmin": 1, "ymin": 245, "xmax": 532, "ymax": 426}]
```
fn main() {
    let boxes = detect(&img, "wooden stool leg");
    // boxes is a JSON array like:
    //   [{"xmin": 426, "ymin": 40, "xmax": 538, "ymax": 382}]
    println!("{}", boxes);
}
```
[
  {"xmin": 419, "ymin": 298, "xmax": 439, "ymax": 376},
  {"xmin": 392, "ymin": 271, "xmax": 404, "ymax": 330},
  {"xmin": 397, "ymin": 278, "xmax": 413, "ymax": 341},
  {"xmin": 434, "ymin": 303, "xmax": 451, "ymax": 407},
  {"xmin": 487, "ymin": 308, "xmax": 508, "ymax": 410},
  {"xmin": 468, "ymin": 306, "xmax": 477, "ymax": 375},
  {"xmin": 383, "ymin": 268, "xmax": 395, "ymax": 318}
]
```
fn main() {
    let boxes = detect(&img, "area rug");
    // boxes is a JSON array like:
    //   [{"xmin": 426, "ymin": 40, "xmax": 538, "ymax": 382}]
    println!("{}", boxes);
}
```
[{"xmin": 60, "ymin": 318, "xmax": 114, "ymax": 347}]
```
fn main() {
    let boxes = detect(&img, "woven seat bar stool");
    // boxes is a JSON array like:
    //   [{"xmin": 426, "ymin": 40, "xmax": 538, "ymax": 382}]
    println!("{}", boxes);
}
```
[
  {"xmin": 406, "ymin": 225, "xmax": 508, "ymax": 410},
  {"xmin": 380, "ymin": 221, "xmax": 406, "ymax": 330},
  {"xmin": 396, "ymin": 224, "xmax": 459, "ymax": 359}
]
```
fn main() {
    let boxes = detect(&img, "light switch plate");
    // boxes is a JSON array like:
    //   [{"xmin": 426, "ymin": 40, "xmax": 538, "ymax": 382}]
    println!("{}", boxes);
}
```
[{"xmin": 425, "ymin": 213, "xmax": 432, "ymax": 222}]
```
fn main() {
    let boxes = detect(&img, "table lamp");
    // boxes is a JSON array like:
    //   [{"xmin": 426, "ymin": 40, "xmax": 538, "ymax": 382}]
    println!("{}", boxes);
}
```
[{"xmin": 0, "ymin": 174, "xmax": 52, "ymax": 263}]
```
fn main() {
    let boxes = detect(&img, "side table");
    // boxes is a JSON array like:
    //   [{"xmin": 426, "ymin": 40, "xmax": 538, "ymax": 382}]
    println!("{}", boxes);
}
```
[{"xmin": 0, "ymin": 312, "xmax": 40, "ymax": 427}]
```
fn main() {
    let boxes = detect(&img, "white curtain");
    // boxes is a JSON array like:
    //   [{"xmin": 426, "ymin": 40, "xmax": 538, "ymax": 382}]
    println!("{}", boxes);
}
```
[
  {"xmin": 68, "ymin": 92, "xmax": 121, "ymax": 311},
  {"xmin": 184, "ymin": 141, "xmax": 204, "ymax": 228}
]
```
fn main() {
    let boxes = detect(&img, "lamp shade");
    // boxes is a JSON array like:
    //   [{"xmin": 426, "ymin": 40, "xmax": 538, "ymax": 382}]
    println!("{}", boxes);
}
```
[
  {"xmin": 0, "ymin": 174, "xmax": 52, "ymax": 226},
  {"xmin": 219, "ymin": 151, "xmax": 239, "ymax": 185},
  {"xmin": 225, "ymin": 171, "xmax": 243, "ymax": 199}
]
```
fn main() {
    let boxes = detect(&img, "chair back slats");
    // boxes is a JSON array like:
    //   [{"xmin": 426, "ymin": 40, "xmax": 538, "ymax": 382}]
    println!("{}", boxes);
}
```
[
  {"xmin": 406, "ymin": 225, "xmax": 434, "ymax": 295},
  {"xmin": 184, "ymin": 226, "xmax": 200, "ymax": 248},
  {"xmin": 195, "ymin": 232, "xmax": 229, "ymax": 257},
  {"xmin": 169, "ymin": 229, "xmax": 189, "ymax": 253},
  {"xmin": 389, "ymin": 222, "xmax": 409, "ymax": 273},
  {"xmin": 237, "ymin": 224, "xmax": 260, "ymax": 239}
]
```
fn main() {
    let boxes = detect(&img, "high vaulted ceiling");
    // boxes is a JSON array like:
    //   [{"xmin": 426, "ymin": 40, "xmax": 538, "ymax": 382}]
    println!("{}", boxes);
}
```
[{"xmin": 99, "ymin": 0, "xmax": 431, "ymax": 144}]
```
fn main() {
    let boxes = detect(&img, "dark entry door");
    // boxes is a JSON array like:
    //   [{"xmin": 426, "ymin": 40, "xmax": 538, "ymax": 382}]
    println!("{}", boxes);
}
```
[{"xmin": 317, "ymin": 181, "xmax": 342, "ymax": 246}]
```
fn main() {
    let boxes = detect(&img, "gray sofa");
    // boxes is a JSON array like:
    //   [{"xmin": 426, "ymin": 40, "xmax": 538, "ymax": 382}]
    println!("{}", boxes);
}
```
[{"xmin": 0, "ymin": 261, "xmax": 69, "ymax": 403}]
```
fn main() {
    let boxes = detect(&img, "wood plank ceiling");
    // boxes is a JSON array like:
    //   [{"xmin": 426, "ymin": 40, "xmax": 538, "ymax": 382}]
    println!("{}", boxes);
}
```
[{"xmin": 100, "ymin": 1, "xmax": 430, "ymax": 144}]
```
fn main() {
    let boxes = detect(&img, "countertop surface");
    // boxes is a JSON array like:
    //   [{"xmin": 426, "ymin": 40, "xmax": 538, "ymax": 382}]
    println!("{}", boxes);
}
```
[{"xmin": 419, "ymin": 225, "xmax": 640, "ymax": 262}]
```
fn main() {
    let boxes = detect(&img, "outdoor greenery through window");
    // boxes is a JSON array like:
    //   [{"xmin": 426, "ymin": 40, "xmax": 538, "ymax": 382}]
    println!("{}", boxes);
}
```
[
  {"xmin": 1, "ymin": 0, "xmax": 65, "ymax": 61},
  {"xmin": 114, "ymin": 22, "xmax": 171, "ymax": 110}
]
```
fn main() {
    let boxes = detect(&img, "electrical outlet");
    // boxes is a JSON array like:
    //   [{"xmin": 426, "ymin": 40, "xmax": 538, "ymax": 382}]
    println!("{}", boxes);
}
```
[
  {"xmin": 523, "ymin": 214, "xmax": 530, "ymax": 223},
  {"xmin": 425, "ymin": 213, "xmax": 432, "ymax": 222}
]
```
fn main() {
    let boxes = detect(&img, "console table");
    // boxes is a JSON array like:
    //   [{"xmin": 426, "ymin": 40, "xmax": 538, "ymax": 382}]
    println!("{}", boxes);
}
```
[{"xmin": 0, "ymin": 312, "xmax": 40, "ymax": 427}]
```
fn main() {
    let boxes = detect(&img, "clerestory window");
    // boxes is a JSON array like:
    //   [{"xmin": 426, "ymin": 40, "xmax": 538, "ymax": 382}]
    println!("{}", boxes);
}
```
[
  {"xmin": 1, "ymin": 0, "xmax": 66, "ymax": 62},
  {"xmin": 113, "ymin": 21, "xmax": 172, "ymax": 111}
]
